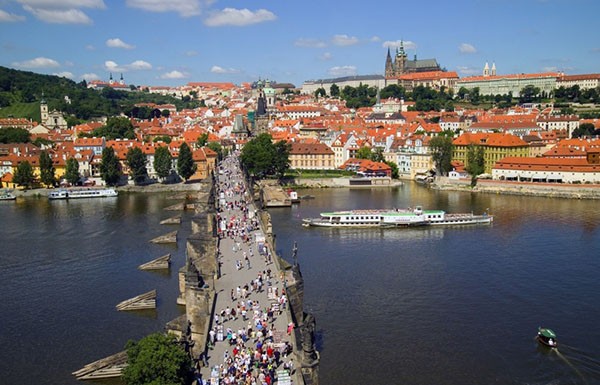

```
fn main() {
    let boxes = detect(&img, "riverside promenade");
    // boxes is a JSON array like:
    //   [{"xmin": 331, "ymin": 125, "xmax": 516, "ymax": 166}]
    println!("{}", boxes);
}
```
[{"xmin": 196, "ymin": 154, "xmax": 306, "ymax": 385}]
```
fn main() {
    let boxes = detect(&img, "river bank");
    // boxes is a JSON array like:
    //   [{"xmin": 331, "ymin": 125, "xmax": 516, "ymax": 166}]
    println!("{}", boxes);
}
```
[
  {"xmin": 9, "ymin": 181, "xmax": 202, "ymax": 198},
  {"xmin": 431, "ymin": 177, "xmax": 600, "ymax": 200}
]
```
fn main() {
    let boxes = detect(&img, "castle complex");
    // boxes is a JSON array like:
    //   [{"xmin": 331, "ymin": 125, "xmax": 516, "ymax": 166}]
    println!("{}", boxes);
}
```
[{"xmin": 384, "ymin": 41, "xmax": 442, "ymax": 78}]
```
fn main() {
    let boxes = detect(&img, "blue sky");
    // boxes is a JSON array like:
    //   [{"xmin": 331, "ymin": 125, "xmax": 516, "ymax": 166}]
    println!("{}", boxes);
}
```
[{"xmin": 1, "ymin": 0, "xmax": 599, "ymax": 88}]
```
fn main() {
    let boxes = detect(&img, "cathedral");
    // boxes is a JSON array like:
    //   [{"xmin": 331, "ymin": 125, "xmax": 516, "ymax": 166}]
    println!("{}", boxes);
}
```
[{"xmin": 384, "ymin": 41, "xmax": 442, "ymax": 78}]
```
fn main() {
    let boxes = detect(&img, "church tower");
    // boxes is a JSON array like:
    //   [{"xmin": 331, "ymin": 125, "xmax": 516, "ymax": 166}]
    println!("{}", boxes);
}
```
[
  {"xmin": 491, "ymin": 62, "xmax": 496, "ymax": 76},
  {"xmin": 40, "ymin": 92, "xmax": 48, "ymax": 123},
  {"xmin": 385, "ymin": 48, "xmax": 394, "ymax": 78},
  {"xmin": 483, "ymin": 62, "xmax": 490, "ymax": 77},
  {"xmin": 395, "ymin": 40, "xmax": 407, "ymax": 76}
]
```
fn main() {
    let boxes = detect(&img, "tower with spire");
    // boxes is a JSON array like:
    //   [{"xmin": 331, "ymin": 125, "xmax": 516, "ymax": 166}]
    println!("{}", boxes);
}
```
[{"xmin": 384, "ymin": 39, "xmax": 441, "ymax": 78}]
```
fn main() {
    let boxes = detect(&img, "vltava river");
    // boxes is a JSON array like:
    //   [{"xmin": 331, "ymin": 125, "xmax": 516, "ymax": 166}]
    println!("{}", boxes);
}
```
[
  {"xmin": 269, "ymin": 183, "xmax": 600, "ymax": 385},
  {"xmin": 0, "ymin": 193, "xmax": 191, "ymax": 385},
  {"xmin": 1, "ymin": 184, "xmax": 599, "ymax": 385}
]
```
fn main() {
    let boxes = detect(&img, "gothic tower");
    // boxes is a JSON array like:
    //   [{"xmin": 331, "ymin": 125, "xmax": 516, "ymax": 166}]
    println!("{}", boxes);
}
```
[
  {"xmin": 491, "ymin": 62, "xmax": 497, "ymax": 76},
  {"xmin": 483, "ymin": 62, "xmax": 490, "ymax": 77},
  {"xmin": 385, "ymin": 48, "xmax": 394, "ymax": 78}
]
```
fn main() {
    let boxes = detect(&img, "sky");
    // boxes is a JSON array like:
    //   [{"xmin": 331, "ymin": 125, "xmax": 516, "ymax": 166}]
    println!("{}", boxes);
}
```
[{"xmin": 0, "ymin": 0, "xmax": 599, "ymax": 88}]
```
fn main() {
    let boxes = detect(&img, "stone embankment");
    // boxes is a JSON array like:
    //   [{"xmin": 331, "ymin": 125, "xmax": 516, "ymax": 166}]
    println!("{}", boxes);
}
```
[
  {"xmin": 432, "ymin": 177, "xmax": 600, "ymax": 199},
  {"xmin": 286, "ymin": 177, "xmax": 403, "ymax": 188}
]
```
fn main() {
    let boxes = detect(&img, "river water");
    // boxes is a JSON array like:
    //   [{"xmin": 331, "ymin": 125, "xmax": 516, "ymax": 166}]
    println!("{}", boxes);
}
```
[
  {"xmin": 269, "ymin": 183, "xmax": 600, "ymax": 385},
  {"xmin": 1, "ymin": 185, "xmax": 599, "ymax": 385}
]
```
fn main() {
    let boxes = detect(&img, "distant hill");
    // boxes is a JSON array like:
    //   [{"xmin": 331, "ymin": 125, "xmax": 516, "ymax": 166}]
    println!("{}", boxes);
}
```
[{"xmin": 0, "ymin": 66, "xmax": 200, "ymax": 123}]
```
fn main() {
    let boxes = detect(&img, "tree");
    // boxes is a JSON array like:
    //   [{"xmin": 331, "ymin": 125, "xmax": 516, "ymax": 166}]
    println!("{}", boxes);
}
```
[
  {"xmin": 356, "ymin": 146, "xmax": 372, "ymax": 160},
  {"xmin": 371, "ymin": 147, "xmax": 385, "ymax": 162},
  {"xmin": 126, "ymin": 147, "xmax": 148, "ymax": 185},
  {"xmin": 207, "ymin": 141, "xmax": 223, "ymax": 160},
  {"xmin": 196, "ymin": 133, "xmax": 209, "ymax": 147},
  {"xmin": 122, "ymin": 332, "xmax": 193, "ymax": 385},
  {"xmin": 13, "ymin": 161, "xmax": 35, "ymax": 189},
  {"xmin": 39, "ymin": 150, "xmax": 56, "ymax": 187},
  {"xmin": 99, "ymin": 146, "xmax": 122, "ymax": 186},
  {"xmin": 519, "ymin": 85, "xmax": 541, "ymax": 103},
  {"xmin": 314, "ymin": 87, "xmax": 326, "ymax": 99},
  {"xmin": 465, "ymin": 144, "xmax": 485, "ymax": 186},
  {"xmin": 240, "ymin": 133, "xmax": 290, "ymax": 179},
  {"xmin": 0, "ymin": 127, "xmax": 31, "ymax": 143},
  {"xmin": 177, "ymin": 142, "xmax": 196, "ymax": 181},
  {"xmin": 91, "ymin": 116, "xmax": 135, "ymax": 140},
  {"xmin": 429, "ymin": 136, "xmax": 454, "ymax": 176},
  {"xmin": 385, "ymin": 160, "xmax": 399, "ymax": 179},
  {"xmin": 572, "ymin": 122, "xmax": 597, "ymax": 138},
  {"xmin": 154, "ymin": 146, "xmax": 173, "ymax": 182},
  {"xmin": 65, "ymin": 157, "xmax": 81, "ymax": 186},
  {"xmin": 330, "ymin": 83, "xmax": 340, "ymax": 97}
]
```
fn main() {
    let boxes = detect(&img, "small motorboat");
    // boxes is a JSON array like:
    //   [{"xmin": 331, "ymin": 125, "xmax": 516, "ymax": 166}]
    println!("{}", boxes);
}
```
[{"xmin": 537, "ymin": 327, "xmax": 557, "ymax": 348}]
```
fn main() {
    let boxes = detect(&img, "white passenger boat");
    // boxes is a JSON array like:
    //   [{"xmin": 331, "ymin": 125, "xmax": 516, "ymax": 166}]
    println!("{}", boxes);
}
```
[
  {"xmin": 48, "ymin": 188, "xmax": 118, "ymax": 200},
  {"xmin": 302, "ymin": 206, "xmax": 493, "ymax": 228}
]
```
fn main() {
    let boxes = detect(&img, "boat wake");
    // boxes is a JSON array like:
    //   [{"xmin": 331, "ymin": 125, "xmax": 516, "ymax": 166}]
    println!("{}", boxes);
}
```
[{"xmin": 555, "ymin": 345, "xmax": 600, "ymax": 380}]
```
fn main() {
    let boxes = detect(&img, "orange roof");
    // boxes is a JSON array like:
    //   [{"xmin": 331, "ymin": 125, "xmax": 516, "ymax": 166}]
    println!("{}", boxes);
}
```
[
  {"xmin": 495, "ymin": 156, "xmax": 600, "ymax": 172},
  {"xmin": 460, "ymin": 72, "xmax": 560, "ymax": 82},
  {"xmin": 454, "ymin": 132, "xmax": 528, "ymax": 147}
]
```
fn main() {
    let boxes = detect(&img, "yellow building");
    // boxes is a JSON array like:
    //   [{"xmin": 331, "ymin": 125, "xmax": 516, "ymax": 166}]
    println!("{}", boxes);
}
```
[
  {"xmin": 453, "ymin": 133, "xmax": 530, "ymax": 173},
  {"xmin": 289, "ymin": 142, "xmax": 335, "ymax": 170}
]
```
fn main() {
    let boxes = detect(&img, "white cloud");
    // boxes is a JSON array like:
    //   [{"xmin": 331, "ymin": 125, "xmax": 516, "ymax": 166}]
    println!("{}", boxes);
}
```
[
  {"xmin": 294, "ymin": 38, "xmax": 326, "ymax": 49},
  {"xmin": 204, "ymin": 8, "xmax": 276, "ymax": 27},
  {"xmin": 332, "ymin": 34, "xmax": 359, "ymax": 46},
  {"xmin": 12, "ymin": 56, "xmax": 60, "ymax": 69},
  {"xmin": 129, "ymin": 60, "xmax": 152, "ymax": 70},
  {"xmin": 328, "ymin": 65, "xmax": 357, "ymax": 77},
  {"xmin": 160, "ymin": 70, "xmax": 187, "ymax": 79},
  {"xmin": 85, "ymin": 44, "xmax": 95, "ymax": 50},
  {"xmin": 81, "ymin": 73, "xmax": 99, "ymax": 82},
  {"xmin": 22, "ymin": 5, "xmax": 92, "ymax": 24},
  {"xmin": 53, "ymin": 71, "xmax": 74, "ymax": 79},
  {"xmin": 104, "ymin": 60, "xmax": 152, "ymax": 72},
  {"xmin": 125, "ymin": 0, "xmax": 205, "ymax": 17},
  {"xmin": 19, "ymin": 1, "xmax": 105, "ymax": 24},
  {"xmin": 210, "ymin": 65, "xmax": 240, "ymax": 74},
  {"xmin": 0, "ymin": 9, "xmax": 26, "ymax": 22},
  {"xmin": 383, "ymin": 40, "xmax": 417, "ymax": 50},
  {"xmin": 456, "ymin": 66, "xmax": 480, "ymax": 76},
  {"xmin": 370, "ymin": 36, "xmax": 380, "ymax": 42},
  {"xmin": 319, "ymin": 52, "xmax": 332, "ymax": 61},
  {"xmin": 17, "ymin": 0, "xmax": 105, "ymax": 8},
  {"xmin": 106, "ymin": 38, "xmax": 135, "ymax": 49},
  {"xmin": 459, "ymin": 43, "xmax": 477, "ymax": 54},
  {"xmin": 185, "ymin": 50, "xmax": 199, "ymax": 57}
]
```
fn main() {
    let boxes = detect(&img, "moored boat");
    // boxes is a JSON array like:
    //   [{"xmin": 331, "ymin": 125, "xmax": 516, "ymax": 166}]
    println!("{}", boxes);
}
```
[
  {"xmin": 48, "ymin": 188, "xmax": 118, "ymax": 200},
  {"xmin": 302, "ymin": 206, "xmax": 493, "ymax": 228},
  {"xmin": 0, "ymin": 189, "xmax": 16, "ymax": 201},
  {"xmin": 537, "ymin": 327, "xmax": 557, "ymax": 348}
]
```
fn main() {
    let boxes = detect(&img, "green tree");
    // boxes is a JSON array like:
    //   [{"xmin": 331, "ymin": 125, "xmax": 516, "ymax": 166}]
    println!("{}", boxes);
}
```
[
  {"xmin": 371, "ymin": 147, "xmax": 385, "ymax": 162},
  {"xmin": 39, "ymin": 150, "xmax": 56, "ymax": 187},
  {"xmin": 572, "ymin": 122, "xmax": 597, "ymax": 138},
  {"xmin": 429, "ymin": 136, "xmax": 454, "ymax": 176},
  {"xmin": 207, "ymin": 141, "xmax": 223, "ymax": 160},
  {"xmin": 177, "ymin": 142, "xmax": 196, "ymax": 181},
  {"xmin": 126, "ymin": 147, "xmax": 148, "ymax": 185},
  {"xmin": 161, "ymin": 109, "xmax": 171, "ymax": 118},
  {"xmin": 240, "ymin": 133, "xmax": 290, "ymax": 179},
  {"xmin": 13, "ymin": 160, "xmax": 35, "ymax": 189},
  {"xmin": 465, "ymin": 144, "xmax": 485, "ymax": 187},
  {"xmin": 0, "ymin": 127, "xmax": 31, "ymax": 143},
  {"xmin": 154, "ymin": 146, "xmax": 173, "ymax": 182},
  {"xmin": 100, "ymin": 146, "xmax": 122, "ymax": 186},
  {"xmin": 385, "ymin": 160, "xmax": 399, "ymax": 179},
  {"xmin": 196, "ymin": 133, "xmax": 209, "ymax": 147},
  {"xmin": 65, "ymin": 157, "xmax": 81, "ymax": 186},
  {"xmin": 330, "ymin": 83, "xmax": 340, "ymax": 97},
  {"xmin": 356, "ymin": 146, "xmax": 372, "ymax": 159},
  {"xmin": 122, "ymin": 332, "xmax": 193, "ymax": 385},
  {"xmin": 519, "ymin": 85, "xmax": 541, "ymax": 103},
  {"xmin": 92, "ymin": 116, "xmax": 135, "ymax": 140},
  {"xmin": 314, "ymin": 87, "xmax": 326, "ymax": 98}
]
